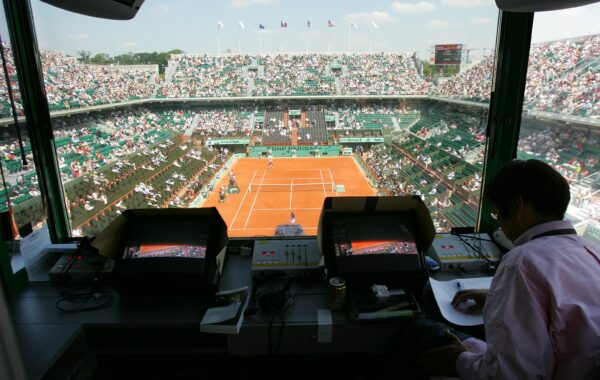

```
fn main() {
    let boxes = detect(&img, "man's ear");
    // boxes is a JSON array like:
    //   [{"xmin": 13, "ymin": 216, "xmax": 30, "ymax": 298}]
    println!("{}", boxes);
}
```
[{"xmin": 513, "ymin": 195, "xmax": 525, "ymax": 219}]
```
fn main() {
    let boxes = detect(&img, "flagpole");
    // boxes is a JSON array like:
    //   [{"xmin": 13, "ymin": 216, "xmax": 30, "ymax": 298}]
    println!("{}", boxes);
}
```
[
  {"xmin": 306, "ymin": 24, "xmax": 309, "ymax": 53},
  {"xmin": 369, "ymin": 22, "xmax": 372, "ymax": 53},
  {"xmin": 217, "ymin": 25, "xmax": 221, "ymax": 54},
  {"xmin": 280, "ymin": 27, "xmax": 283, "ymax": 53},
  {"xmin": 259, "ymin": 29, "xmax": 263, "ymax": 54},
  {"xmin": 348, "ymin": 21, "xmax": 351, "ymax": 52},
  {"xmin": 238, "ymin": 25, "xmax": 241, "ymax": 54}
]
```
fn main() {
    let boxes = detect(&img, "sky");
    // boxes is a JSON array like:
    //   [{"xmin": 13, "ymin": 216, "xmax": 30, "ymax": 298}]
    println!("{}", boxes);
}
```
[{"xmin": 1, "ymin": 0, "xmax": 599, "ymax": 60}]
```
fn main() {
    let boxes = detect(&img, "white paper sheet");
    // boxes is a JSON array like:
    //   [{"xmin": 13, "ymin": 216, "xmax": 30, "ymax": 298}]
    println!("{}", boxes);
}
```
[
  {"xmin": 317, "ymin": 309, "xmax": 332, "ymax": 343},
  {"xmin": 429, "ymin": 277, "xmax": 493, "ymax": 326},
  {"xmin": 18, "ymin": 224, "xmax": 78, "ymax": 281}
]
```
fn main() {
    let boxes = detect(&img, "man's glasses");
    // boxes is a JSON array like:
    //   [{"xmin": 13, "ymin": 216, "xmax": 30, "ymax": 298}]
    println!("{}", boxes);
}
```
[{"xmin": 490, "ymin": 208, "xmax": 499, "ymax": 220}]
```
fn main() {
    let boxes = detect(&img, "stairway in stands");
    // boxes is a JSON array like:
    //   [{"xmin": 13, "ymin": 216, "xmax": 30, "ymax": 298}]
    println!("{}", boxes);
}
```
[
  {"xmin": 184, "ymin": 114, "xmax": 201, "ymax": 136},
  {"xmin": 301, "ymin": 110, "xmax": 307, "ymax": 128},
  {"xmin": 334, "ymin": 77, "xmax": 342, "ymax": 95},
  {"xmin": 291, "ymin": 110, "xmax": 299, "ymax": 145}
]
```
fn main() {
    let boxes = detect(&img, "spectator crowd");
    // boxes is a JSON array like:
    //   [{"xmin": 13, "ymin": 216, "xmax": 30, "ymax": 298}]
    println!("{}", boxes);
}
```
[{"xmin": 2, "ymin": 34, "xmax": 598, "ymax": 119}]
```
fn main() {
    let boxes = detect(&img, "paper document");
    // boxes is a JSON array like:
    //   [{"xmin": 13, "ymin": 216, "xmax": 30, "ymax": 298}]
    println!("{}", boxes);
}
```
[
  {"xmin": 201, "ymin": 301, "xmax": 241, "ymax": 324},
  {"xmin": 200, "ymin": 286, "xmax": 249, "ymax": 334},
  {"xmin": 20, "ymin": 224, "xmax": 53, "ymax": 281},
  {"xmin": 429, "ymin": 277, "xmax": 493, "ymax": 326}
]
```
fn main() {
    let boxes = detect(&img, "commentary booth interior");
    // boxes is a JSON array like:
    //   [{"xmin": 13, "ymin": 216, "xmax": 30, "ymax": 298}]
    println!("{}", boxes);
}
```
[{"xmin": 0, "ymin": 0, "xmax": 599, "ymax": 378}]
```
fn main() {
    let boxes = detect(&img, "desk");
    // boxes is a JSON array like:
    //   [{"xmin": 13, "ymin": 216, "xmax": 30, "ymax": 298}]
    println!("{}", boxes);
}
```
[{"xmin": 9, "ymin": 254, "xmax": 406, "ymax": 379}]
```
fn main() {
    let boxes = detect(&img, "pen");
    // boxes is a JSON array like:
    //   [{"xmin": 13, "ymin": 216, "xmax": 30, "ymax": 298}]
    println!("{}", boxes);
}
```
[{"xmin": 376, "ymin": 301, "xmax": 412, "ymax": 313}]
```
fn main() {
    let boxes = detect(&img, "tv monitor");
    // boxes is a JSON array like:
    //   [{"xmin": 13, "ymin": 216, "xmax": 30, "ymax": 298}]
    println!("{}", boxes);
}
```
[
  {"xmin": 330, "ymin": 214, "xmax": 422, "ymax": 275},
  {"xmin": 122, "ymin": 217, "xmax": 209, "ymax": 262},
  {"xmin": 114, "ymin": 208, "xmax": 227, "ymax": 295}
]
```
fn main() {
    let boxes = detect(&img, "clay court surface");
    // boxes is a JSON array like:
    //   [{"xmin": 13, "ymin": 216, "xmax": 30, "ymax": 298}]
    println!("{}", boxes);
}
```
[{"xmin": 202, "ymin": 157, "xmax": 376, "ymax": 237}]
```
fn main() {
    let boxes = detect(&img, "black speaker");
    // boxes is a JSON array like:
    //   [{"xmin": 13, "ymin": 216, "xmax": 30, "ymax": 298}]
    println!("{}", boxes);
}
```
[
  {"xmin": 0, "ymin": 211, "xmax": 15, "ymax": 241},
  {"xmin": 255, "ymin": 283, "xmax": 290, "ymax": 310}
]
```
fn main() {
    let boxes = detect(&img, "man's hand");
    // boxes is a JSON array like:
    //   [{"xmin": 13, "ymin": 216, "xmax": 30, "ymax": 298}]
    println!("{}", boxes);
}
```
[
  {"xmin": 452, "ymin": 289, "xmax": 488, "ymax": 314},
  {"xmin": 417, "ymin": 331, "xmax": 467, "ymax": 376}
]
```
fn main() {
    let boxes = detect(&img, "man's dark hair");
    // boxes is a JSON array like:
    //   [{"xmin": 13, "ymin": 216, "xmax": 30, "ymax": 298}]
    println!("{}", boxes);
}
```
[{"xmin": 484, "ymin": 159, "xmax": 570, "ymax": 220}]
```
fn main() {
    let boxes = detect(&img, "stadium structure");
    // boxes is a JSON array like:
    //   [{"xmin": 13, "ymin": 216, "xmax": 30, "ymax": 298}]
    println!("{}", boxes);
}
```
[{"xmin": 0, "ymin": 34, "xmax": 599, "ymax": 240}]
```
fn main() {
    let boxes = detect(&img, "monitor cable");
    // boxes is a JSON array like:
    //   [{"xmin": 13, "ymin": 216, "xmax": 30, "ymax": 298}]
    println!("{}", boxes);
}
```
[{"xmin": 454, "ymin": 233, "xmax": 499, "ymax": 271}]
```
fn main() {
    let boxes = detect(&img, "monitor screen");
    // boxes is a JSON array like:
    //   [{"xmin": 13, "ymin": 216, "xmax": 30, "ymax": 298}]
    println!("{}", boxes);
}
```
[
  {"xmin": 124, "ymin": 243, "xmax": 207, "ymax": 259},
  {"xmin": 123, "ymin": 217, "xmax": 210, "ymax": 261},
  {"xmin": 331, "ymin": 215, "xmax": 421, "ymax": 274}
]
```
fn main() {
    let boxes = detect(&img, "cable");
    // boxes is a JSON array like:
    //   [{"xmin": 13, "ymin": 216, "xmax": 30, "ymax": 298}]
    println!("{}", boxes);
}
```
[
  {"xmin": 55, "ymin": 260, "xmax": 114, "ymax": 314},
  {"xmin": 55, "ymin": 290, "xmax": 113, "ymax": 313},
  {"xmin": 455, "ymin": 234, "xmax": 494, "ymax": 242},
  {"xmin": 267, "ymin": 308, "xmax": 276, "ymax": 356},
  {"xmin": 450, "ymin": 230, "xmax": 493, "ymax": 242},
  {"xmin": 455, "ymin": 233, "xmax": 498, "ymax": 268}
]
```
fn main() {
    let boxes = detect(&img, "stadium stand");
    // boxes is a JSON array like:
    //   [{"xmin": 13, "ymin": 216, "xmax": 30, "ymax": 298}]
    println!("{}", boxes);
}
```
[
  {"xmin": 298, "ymin": 107, "xmax": 328, "ymax": 145},
  {"xmin": 261, "ymin": 108, "xmax": 291, "ymax": 145},
  {"xmin": 1, "ymin": 35, "xmax": 598, "ymax": 118}
]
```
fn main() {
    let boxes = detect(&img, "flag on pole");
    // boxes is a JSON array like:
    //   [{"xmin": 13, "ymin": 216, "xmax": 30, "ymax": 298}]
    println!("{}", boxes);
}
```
[
  {"xmin": 238, "ymin": 21, "xmax": 245, "ymax": 29},
  {"xmin": 259, "ymin": 24, "xmax": 265, "ymax": 29},
  {"xmin": 350, "ymin": 21, "xmax": 358, "ymax": 28},
  {"xmin": 307, "ymin": 20, "xmax": 311, "ymax": 28},
  {"xmin": 280, "ymin": 21, "xmax": 288, "ymax": 28},
  {"xmin": 371, "ymin": 20, "xmax": 379, "ymax": 29},
  {"xmin": 217, "ymin": 21, "xmax": 224, "ymax": 29},
  {"xmin": 328, "ymin": 20, "xmax": 335, "ymax": 27}
]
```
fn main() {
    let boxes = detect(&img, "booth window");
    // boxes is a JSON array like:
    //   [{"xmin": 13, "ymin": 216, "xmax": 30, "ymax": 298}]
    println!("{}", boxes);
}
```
[
  {"xmin": 517, "ymin": 3, "xmax": 600, "ymax": 242},
  {"xmin": 0, "ymin": 10, "xmax": 47, "ymax": 243},
  {"xmin": 22, "ymin": 1, "xmax": 503, "ymax": 238}
]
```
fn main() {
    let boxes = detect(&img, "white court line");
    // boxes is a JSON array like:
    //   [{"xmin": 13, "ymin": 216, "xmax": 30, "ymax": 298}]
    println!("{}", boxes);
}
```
[
  {"xmin": 230, "ymin": 227, "xmax": 318, "ymax": 231},
  {"xmin": 253, "ymin": 207, "xmax": 322, "ymax": 211},
  {"xmin": 229, "ymin": 170, "xmax": 257, "ymax": 230},
  {"xmin": 260, "ymin": 177, "xmax": 322, "ymax": 181},
  {"xmin": 289, "ymin": 177, "xmax": 293, "ymax": 210},
  {"xmin": 328, "ymin": 168, "xmax": 339, "ymax": 197},
  {"xmin": 247, "ymin": 182, "xmax": 326, "ymax": 188},
  {"xmin": 319, "ymin": 169, "xmax": 326, "ymax": 197},
  {"xmin": 267, "ymin": 168, "xmax": 328, "ymax": 171},
  {"xmin": 243, "ymin": 169, "xmax": 267, "ymax": 229}
]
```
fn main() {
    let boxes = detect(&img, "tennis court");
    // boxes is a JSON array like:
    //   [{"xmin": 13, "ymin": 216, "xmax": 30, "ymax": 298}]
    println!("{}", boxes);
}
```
[{"xmin": 202, "ymin": 157, "xmax": 377, "ymax": 237}]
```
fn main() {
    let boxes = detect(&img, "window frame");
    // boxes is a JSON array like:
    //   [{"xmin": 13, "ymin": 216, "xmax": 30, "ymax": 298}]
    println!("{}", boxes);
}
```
[{"xmin": 1, "ymin": 0, "xmax": 536, "ymax": 295}]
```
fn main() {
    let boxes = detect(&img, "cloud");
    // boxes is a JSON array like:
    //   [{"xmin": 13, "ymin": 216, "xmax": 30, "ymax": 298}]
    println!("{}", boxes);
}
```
[
  {"xmin": 391, "ymin": 1, "xmax": 436, "ymax": 13},
  {"xmin": 442, "ymin": 0, "xmax": 493, "ymax": 7},
  {"xmin": 231, "ymin": 0, "xmax": 278, "ymax": 7},
  {"xmin": 427, "ymin": 20, "xmax": 451, "ymax": 28},
  {"xmin": 470, "ymin": 17, "xmax": 493, "ymax": 24},
  {"xmin": 67, "ymin": 33, "xmax": 90, "ymax": 40},
  {"xmin": 345, "ymin": 11, "xmax": 396, "ymax": 25},
  {"xmin": 532, "ymin": 6, "xmax": 600, "ymax": 43},
  {"xmin": 118, "ymin": 42, "xmax": 138, "ymax": 48}
]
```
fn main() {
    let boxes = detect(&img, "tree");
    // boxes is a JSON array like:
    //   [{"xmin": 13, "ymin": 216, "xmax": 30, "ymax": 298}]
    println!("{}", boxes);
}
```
[
  {"xmin": 78, "ymin": 49, "xmax": 185, "ymax": 73},
  {"xmin": 420, "ymin": 61, "xmax": 459, "ymax": 78},
  {"xmin": 78, "ymin": 50, "xmax": 91, "ymax": 63},
  {"xmin": 89, "ymin": 53, "xmax": 112, "ymax": 64}
]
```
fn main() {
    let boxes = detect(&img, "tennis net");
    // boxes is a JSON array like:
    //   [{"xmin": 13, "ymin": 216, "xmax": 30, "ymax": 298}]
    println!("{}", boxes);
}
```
[{"xmin": 248, "ymin": 182, "xmax": 335, "ymax": 193}]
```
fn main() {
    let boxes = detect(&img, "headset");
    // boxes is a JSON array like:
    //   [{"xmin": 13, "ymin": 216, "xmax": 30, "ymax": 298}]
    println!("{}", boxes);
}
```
[{"xmin": 245, "ymin": 272, "xmax": 291, "ymax": 316}]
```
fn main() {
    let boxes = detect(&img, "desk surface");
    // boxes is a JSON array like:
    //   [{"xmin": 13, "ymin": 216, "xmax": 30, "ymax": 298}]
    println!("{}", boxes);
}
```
[
  {"xmin": 9, "ymin": 253, "xmax": 411, "ymax": 379},
  {"xmin": 14, "ymin": 324, "xmax": 82, "ymax": 380}
]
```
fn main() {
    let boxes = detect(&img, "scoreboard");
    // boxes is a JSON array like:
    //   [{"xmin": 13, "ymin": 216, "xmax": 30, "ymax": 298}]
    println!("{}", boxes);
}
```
[{"xmin": 434, "ymin": 44, "xmax": 463, "ymax": 65}]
